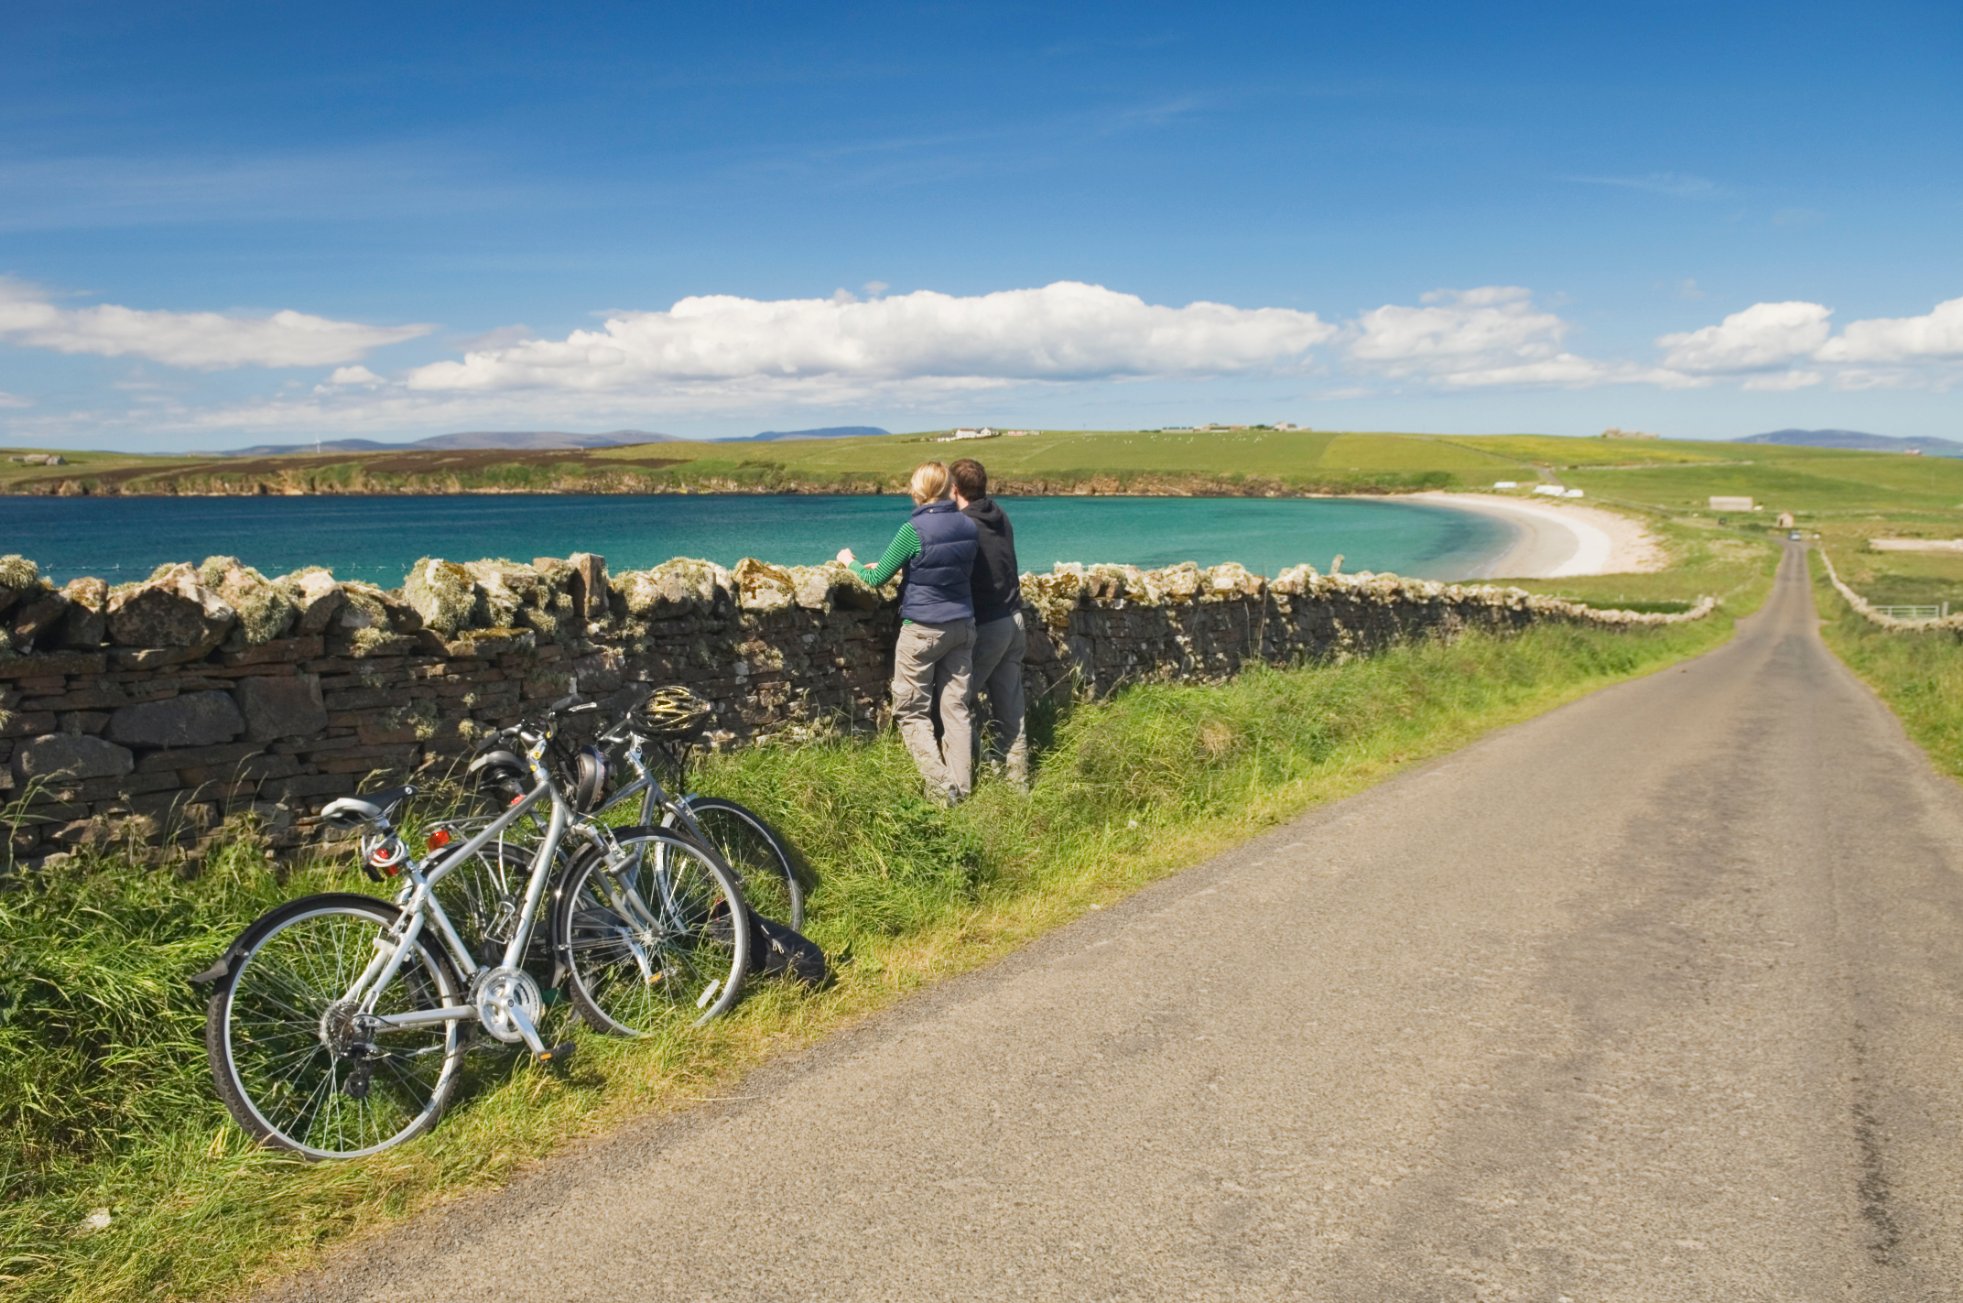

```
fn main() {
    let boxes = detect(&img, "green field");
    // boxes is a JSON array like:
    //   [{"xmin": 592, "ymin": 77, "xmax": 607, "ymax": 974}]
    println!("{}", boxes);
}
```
[{"xmin": 8, "ymin": 429, "xmax": 1957, "ymax": 514}]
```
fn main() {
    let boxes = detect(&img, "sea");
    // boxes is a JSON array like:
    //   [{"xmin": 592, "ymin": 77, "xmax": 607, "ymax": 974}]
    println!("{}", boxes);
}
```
[{"xmin": 0, "ymin": 494, "xmax": 1511, "ymax": 587}]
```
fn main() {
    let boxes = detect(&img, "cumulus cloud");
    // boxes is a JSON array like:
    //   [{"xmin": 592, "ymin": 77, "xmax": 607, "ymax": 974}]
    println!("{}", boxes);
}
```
[
  {"xmin": 1741, "ymin": 369, "xmax": 1824, "ymax": 391},
  {"xmin": 0, "ymin": 277, "xmax": 432, "ymax": 369},
  {"xmin": 1349, "ymin": 287, "xmax": 1567, "ymax": 371},
  {"xmin": 1656, "ymin": 301, "xmax": 1833, "ymax": 373},
  {"xmin": 1818, "ymin": 297, "xmax": 1963, "ymax": 363},
  {"xmin": 403, "ymin": 282, "xmax": 1336, "ymax": 394},
  {"xmin": 1656, "ymin": 294, "xmax": 1963, "ymax": 387},
  {"xmin": 1346, "ymin": 287, "xmax": 1659, "ymax": 389}
]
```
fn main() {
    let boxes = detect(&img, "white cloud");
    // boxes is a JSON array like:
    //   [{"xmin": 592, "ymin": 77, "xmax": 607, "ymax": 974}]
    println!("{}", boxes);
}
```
[
  {"xmin": 1741, "ymin": 369, "xmax": 1824, "ymax": 391},
  {"xmin": 323, "ymin": 365, "xmax": 384, "ymax": 387},
  {"xmin": 0, "ymin": 389, "xmax": 30, "ymax": 409},
  {"xmin": 1818, "ymin": 297, "xmax": 1963, "ymax": 363},
  {"xmin": 403, "ymin": 282, "xmax": 1336, "ymax": 394},
  {"xmin": 1350, "ymin": 287, "xmax": 1568, "ymax": 371},
  {"xmin": 1346, "ymin": 287, "xmax": 1660, "ymax": 389},
  {"xmin": 1656, "ymin": 301, "xmax": 1833, "ymax": 373},
  {"xmin": 0, "ymin": 278, "xmax": 432, "ymax": 369}
]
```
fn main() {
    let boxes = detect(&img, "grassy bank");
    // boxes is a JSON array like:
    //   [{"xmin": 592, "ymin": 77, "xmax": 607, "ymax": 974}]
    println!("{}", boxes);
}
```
[
  {"xmin": 1812, "ymin": 553, "xmax": 1963, "ymax": 778},
  {"xmin": 1, "ymin": 594, "xmax": 1762, "ymax": 1301}
]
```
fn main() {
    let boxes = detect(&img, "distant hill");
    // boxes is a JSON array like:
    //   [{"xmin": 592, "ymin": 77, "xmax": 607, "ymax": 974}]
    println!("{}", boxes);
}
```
[
  {"xmin": 739, "ymin": 426, "xmax": 891, "ymax": 443},
  {"xmin": 1734, "ymin": 428, "xmax": 1963, "ymax": 458},
  {"xmin": 213, "ymin": 430, "xmax": 678, "ymax": 456}
]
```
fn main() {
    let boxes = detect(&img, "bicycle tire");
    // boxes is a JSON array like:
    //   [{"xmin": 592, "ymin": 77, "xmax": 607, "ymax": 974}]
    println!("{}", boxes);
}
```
[
  {"xmin": 552, "ymin": 827, "xmax": 750, "ymax": 1032},
  {"xmin": 673, "ymin": 796, "xmax": 805, "ymax": 931},
  {"xmin": 204, "ymin": 893, "xmax": 466, "ymax": 1159}
]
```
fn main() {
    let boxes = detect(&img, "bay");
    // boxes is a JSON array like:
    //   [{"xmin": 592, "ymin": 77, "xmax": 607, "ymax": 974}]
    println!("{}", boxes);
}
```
[{"xmin": 0, "ymin": 494, "xmax": 1509, "ymax": 587}]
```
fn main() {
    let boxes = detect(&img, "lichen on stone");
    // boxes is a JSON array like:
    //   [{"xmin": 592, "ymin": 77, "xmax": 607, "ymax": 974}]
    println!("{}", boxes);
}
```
[
  {"xmin": 403, "ymin": 557, "xmax": 483, "ymax": 635},
  {"xmin": 198, "ymin": 556, "xmax": 298, "ymax": 644}
]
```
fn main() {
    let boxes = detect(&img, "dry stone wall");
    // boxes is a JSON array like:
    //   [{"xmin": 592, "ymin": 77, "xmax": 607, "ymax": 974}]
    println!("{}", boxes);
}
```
[{"xmin": 0, "ymin": 551, "xmax": 1711, "ymax": 867}]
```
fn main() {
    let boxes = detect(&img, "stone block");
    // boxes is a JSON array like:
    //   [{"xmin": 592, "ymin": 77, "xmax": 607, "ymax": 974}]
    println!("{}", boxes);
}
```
[
  {"xmin": 11, "ymin": 733, "xmax": 135, "ymax": 782},
  {"xmin": 106, "ymin": 563, "xmax": 236, "ymax": 651},
  {"xmin": 0, "ymin": 651, "xmax": 104, "ymax": 679},
  {"xmin": 403, "ymin": 558, "xmax": 483, "ymax": 635},
  {"xmin": 9, "ymin": 589, "xmax": 70, "ymax": 650},
  {"xmin": 107, "ymin": 690, "xmax": 245, "ymax": 749},
  {"xmin": 239, "ymin": 674, "xmax": 328, "ymax": 742},
  {"xmin": 0, "ymin": 555, "xmax": 39, "ymax": 617},
  {"xmin": 1, "ymin": 711, "xmax": 58, "ymax": 738},
  {"xmin": 569, "ymin": 552, "xmax": 608, "ymax": 620}
]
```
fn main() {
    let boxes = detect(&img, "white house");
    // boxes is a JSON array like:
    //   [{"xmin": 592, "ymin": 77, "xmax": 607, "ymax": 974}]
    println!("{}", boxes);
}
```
[
  {"xmin": 1492, "ymin": 480, "xmax": 1520, "ymax": 489},
  {"xmin": 1532, "ymin": 484, "xmax": 1567, "ymax": 497}
]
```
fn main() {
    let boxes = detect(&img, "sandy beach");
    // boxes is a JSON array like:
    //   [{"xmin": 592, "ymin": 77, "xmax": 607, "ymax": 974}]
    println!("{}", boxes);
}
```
[{"xmin": 1414, "ymin": 491, "xmax": 1666, "ymax": 580}]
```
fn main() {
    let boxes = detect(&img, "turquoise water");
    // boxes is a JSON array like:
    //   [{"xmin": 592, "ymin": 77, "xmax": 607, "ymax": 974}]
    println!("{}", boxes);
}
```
[{"xmin": 0, "ymin": 494, "xmax": 1510, "ymax": 587}]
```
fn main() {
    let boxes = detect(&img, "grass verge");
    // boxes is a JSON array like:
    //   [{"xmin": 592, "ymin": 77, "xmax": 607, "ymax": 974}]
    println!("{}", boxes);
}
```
[
  {"xmin": 1, "ymin": 591, "xmax": 1763, "ymax": 1301},
  {"xmin": 1811, "ymin": 552, "xmax": 1963, "ymax": 778}
]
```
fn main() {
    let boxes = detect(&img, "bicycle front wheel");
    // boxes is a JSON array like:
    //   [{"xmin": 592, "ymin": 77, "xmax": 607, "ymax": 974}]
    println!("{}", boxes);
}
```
[
  {"xmin": 675, "ymin": 796, "xmax": 805, "ymax": 930},
  {"xmin": 554, "ymin": 828, "xmax": 750, "ymax": 1033},
  {"xmin": 204, "ymin": 893, "xmax": 466, "ymax": 1159}
]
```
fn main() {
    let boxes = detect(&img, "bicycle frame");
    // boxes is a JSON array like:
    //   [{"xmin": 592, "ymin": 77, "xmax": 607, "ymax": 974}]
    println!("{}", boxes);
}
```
[{"xmin": 595, "ymin": 728, "xmax": 709, "ymax": 844}]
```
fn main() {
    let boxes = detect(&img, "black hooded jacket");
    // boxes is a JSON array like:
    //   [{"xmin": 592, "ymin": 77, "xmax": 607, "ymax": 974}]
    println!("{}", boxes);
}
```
[{"xmin": 960, "ymin": 495, "xmax": 1023, "ymax": 623}]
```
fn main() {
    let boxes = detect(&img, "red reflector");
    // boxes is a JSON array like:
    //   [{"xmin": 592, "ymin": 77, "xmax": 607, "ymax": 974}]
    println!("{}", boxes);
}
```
[
  {"xmin": 426, "ymin": 827, "xmax": 453, "ymax": 851},
  {"xmin": 508, "ymin": 794, "xmax": 523, "ymax": 807}
]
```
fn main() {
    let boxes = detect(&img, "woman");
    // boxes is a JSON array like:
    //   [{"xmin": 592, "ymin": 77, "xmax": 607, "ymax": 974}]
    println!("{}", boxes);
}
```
[{"xmin": 837, "ymin": 461, "xmax": 980, "ymax": 804}]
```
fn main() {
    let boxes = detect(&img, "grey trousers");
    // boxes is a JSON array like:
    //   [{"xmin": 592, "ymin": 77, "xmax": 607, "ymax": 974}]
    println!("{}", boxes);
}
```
[
  {"xmin": 892, "ymin": 619, "xmax": 976, "ymax": 799},
  {"xmin": 970, "ymin": 610, "xmax": 1029, "ymax": 785}
]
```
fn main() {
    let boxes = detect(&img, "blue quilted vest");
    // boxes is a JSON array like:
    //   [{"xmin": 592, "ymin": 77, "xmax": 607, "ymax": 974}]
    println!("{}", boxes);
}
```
[{"xmin": 900, "ymin": 500, "xmax": 979, "ymax": 624}]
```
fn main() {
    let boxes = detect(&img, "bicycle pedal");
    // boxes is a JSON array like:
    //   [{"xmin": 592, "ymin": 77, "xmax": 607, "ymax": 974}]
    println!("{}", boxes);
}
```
[{"xmin": 536, "ymin": 1041, "xmax": 576, "ymax": 1066}]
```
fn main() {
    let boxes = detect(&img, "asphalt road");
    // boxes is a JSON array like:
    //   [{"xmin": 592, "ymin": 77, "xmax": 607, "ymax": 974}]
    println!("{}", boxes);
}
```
[{"xmin": 273, "ymin": 546, "xmax": 1963, "ymax": 1302}]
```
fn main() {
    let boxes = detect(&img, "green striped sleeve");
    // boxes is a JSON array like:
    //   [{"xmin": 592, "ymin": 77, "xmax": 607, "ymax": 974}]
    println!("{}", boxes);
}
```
[{"xmin": 859, "ymin": 522, "xmax": 921, "ymax": 587}]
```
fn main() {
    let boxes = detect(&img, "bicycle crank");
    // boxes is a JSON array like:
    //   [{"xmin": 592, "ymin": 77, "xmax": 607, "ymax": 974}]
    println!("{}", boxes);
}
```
[{"xmin": 470, "ymin": 966, "xmax": 547, "ymax": 1053}]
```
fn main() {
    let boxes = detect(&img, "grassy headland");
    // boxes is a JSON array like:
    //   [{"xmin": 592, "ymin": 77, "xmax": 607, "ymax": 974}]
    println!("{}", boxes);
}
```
[
  {"xmin": 0, "ymin": 552, "xmax": 1773, "ymax": 1301},
  {"xmin": 7, "ymin": 428, "xmax": 1960, "ymax": 511}
]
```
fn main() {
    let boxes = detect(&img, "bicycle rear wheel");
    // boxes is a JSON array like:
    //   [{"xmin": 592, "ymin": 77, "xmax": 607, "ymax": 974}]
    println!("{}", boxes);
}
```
[
  {"xmin": 674, "ymin": 796, "xmax": 805, "ymax": 930},
  {"xmin": 553, "ymin": 828, "xmax": 750, "ymax": 1033},
  {"xmin": 204, "ymin": 894, "xmax": 465, "ymax": 1159}
]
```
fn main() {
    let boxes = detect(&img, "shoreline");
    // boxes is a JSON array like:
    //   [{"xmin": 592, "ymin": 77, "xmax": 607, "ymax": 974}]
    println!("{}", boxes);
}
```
[{"xmin": 1411, "ymin": 491, "xmax": 1666, "ymax": 580}]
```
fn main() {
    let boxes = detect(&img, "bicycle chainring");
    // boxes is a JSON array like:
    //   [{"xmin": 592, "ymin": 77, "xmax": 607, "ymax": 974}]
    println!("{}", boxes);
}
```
[{"xmin": 470, "ymin": 966, "xmax": 544, "ymax": 1044}]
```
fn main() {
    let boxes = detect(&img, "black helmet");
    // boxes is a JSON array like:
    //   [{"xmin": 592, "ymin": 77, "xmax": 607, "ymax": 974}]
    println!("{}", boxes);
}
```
[{"xmin": 467, "ymin": 748, "xmax": 531, "ymax": 808}]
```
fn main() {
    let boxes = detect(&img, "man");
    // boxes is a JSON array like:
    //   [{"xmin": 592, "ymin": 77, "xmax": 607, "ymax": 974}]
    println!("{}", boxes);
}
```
[{"xmin": 949, "ymin": 457, "xmax": 1029, "ymax": 790}]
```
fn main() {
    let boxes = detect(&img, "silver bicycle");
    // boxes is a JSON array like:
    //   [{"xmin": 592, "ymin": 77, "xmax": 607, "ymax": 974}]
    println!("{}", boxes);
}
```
[
  {"xmin": 195, "ymin": 693, "xmax": 751, "ymax": 1159},
  {"xmin": 595, "ymin": 686, "xmax": 805, "ymax": 931},
  {"xmin": 452, "ymin": 685, "xmax": 804, "ymax": 936}
]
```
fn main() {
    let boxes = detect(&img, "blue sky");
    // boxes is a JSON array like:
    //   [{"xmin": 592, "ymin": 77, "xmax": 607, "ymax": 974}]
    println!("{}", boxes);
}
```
[{"xmin": 3, "ymin": 0, "xmax": 1960, "ymax": 449}]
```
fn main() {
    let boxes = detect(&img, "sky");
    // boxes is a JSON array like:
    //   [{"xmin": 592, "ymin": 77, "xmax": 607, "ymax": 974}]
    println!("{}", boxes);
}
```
[{"xmin": 3, "ymin": 0, "xmax": 1961, "ymax": 450}]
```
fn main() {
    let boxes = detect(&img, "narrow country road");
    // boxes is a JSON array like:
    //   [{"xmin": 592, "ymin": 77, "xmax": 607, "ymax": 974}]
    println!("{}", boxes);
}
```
[{"xmin": 272, "ymin": 546, "xmax": 1963, "ymax": 1302}]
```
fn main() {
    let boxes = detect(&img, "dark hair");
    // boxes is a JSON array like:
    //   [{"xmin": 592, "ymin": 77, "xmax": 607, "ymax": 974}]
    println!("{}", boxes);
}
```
[{"xmin": 950, "ymin": 457, "xmax": 987, "ymax": 498}]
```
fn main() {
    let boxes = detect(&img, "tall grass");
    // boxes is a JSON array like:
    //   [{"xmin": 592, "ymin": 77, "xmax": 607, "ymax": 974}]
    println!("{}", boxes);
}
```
[
  {"xmin": 1, "ymin": 614, "xmax": 1741, "ymax": 1301},
  {"xmin": 1812, "ymin": 555, "xmax": 1963, "ymax": 777}
]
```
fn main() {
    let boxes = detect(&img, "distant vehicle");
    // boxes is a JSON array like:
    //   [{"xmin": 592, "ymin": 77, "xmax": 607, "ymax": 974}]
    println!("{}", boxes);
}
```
[{"xmin": 1789, "ymin": 530, "xmax": 1803, "ymax": 540}]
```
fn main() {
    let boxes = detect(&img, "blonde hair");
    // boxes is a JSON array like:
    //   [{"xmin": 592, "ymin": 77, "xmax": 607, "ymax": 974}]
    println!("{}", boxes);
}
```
[{"xmin": 908, "ymin": 461, "xmax": 950, "ymax": 505}]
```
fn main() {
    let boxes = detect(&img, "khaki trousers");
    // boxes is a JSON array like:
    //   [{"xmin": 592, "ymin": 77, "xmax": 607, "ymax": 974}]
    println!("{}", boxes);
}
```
[
  {"xmin": 970, "ymin": 611, "xmax": 1029, "ymax": 786},
  {"xmin": 891, "ymin": 619, "xmax": 976, "ymax": 799}
]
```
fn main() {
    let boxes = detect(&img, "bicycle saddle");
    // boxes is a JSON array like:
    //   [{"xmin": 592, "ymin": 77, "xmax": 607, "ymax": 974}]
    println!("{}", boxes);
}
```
[{"xmin": 321, "ymin": 784, "xmax": 417, "ymax": 831}]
